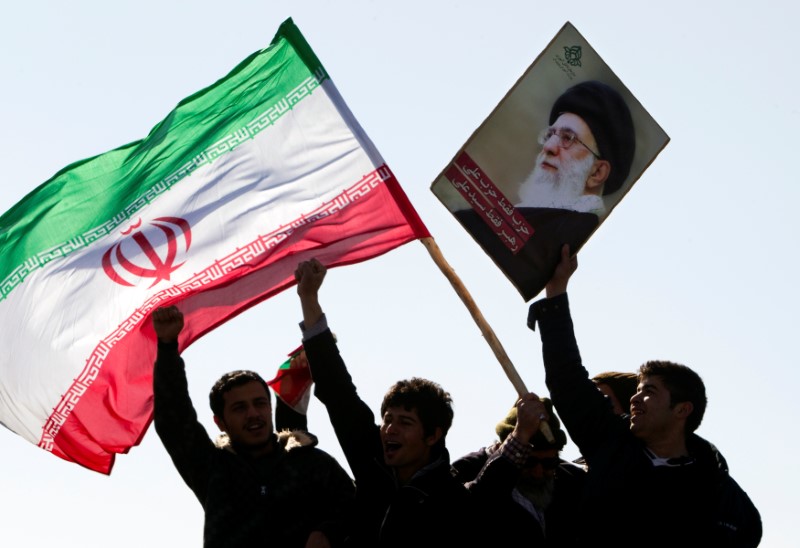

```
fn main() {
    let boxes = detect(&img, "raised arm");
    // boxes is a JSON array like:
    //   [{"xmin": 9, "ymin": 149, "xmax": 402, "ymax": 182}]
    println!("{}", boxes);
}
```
[
  {"xmin": 530, "ymin": 245, "xmax": 627, "ymax": 461},
  {"xmin": 294, "ymin": 259, "xmax": 383, "ymax": 479},
  {"xmin": 150, "ymin": 305, "xmax": 215, "ymax": 500},
  {"xmin": 296, "ymin": 258, "xmax": 326, "ymax": 329}
]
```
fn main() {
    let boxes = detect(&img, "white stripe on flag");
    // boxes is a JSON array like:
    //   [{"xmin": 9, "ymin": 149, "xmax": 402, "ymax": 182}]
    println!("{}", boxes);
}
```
[{"xmin": 0, "ymin": 19, "xmax": 428, "ymax": 473}]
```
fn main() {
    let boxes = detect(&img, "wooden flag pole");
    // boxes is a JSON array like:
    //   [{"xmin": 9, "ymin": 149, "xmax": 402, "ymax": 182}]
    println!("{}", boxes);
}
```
[
  {"xmin": 419, "ymin": 237, "xmax": 554, "ymax": 442},
  {"xmin": 420, "ymin": 237, "xmax": 527, "ymax": 393}
]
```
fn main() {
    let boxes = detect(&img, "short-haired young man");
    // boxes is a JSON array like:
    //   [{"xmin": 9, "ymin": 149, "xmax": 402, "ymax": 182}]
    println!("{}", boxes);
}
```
[
  {"xmin": 151, "ymin": 306, "xmax": 355, "ymax": 548},
  {"xmin": 527, "ymin": 246, "xmax": 762, "ymax": 547},
  {"xmin": 294, "ymin": 258, "xmax": 485, "ymax": 548}
]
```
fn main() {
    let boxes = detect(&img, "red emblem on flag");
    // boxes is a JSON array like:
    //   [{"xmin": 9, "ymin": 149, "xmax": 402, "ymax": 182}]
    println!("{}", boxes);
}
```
[{"xmin": 102, "ymin": 217, "xmax": 192, "ymax": 287}]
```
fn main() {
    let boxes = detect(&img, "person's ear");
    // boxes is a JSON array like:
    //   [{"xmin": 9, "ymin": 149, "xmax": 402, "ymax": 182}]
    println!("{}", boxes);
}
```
[
  {"xmin": 674, "ymin": 401, "xmax": 694, "ymax": 419},
  {"xmin": 213, "ymin": 414, "xmax": 227, "ymax": 432},
  {"xmin": 586, "ymin": 159, "xmax": 611, "ymax": 192},
  {"xmin": 425, "ymin": 426, "xmax": 444, "ymax": 447}
]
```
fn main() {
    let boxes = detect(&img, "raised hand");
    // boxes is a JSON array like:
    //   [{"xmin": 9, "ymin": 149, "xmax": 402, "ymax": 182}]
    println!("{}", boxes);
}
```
[
  {"xmin": 545, "ymin": 244, "xmax": 578, "ymax": 298},
  {"xmin": 152, "ymin": 305, "xmax": 184, "ymax": 343}
]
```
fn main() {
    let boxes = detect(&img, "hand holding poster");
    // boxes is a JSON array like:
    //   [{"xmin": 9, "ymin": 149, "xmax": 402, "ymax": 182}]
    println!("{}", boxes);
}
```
[{"xmin": 431, "ymin": 22, "xmax": 669, "ymax": 301}]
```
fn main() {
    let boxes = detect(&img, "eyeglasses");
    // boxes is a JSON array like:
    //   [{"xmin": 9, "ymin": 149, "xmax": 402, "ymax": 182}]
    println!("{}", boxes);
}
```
[
  {"xmin": 537, "ymin": 127, "xmax": 601, "ymax": 159},
  {"xmin": 523, "ymin": 456, "xmax": 561, "ymax": 470}
]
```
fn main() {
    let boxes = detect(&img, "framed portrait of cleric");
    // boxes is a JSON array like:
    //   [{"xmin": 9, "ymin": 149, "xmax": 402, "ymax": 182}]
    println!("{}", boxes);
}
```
[{"xmin": 430, "ymin": 22, "xmax": 669, "ymax": 302}]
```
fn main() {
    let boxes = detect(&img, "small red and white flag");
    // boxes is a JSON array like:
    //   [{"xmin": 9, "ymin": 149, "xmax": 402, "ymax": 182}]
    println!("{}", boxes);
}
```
[{"xmin": 267, "ymin": 345, "xmax": 313, "ymax": 415}]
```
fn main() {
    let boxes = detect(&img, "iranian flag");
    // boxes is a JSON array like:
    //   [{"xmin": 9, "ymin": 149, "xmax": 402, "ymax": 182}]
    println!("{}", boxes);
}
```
[
  {"xmin": 267, "ymin": 344, "xmax": 312, "ymax": 414},
  {"xmin": 0, "ymin": 18, "xmax": 429, "ymax": 474}
]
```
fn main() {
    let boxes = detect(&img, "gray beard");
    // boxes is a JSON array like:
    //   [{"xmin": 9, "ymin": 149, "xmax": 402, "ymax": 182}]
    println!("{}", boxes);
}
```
[
  {"xmin": 516, "ymin": 475, "xmax": 556, "ymax": 511},
  {"xmin": 515, "ymin": 152, "xmax": 604, "ymax": 215}
]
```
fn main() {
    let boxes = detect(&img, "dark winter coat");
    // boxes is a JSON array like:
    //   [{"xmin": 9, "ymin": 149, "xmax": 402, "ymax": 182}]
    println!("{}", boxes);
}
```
[
  {"xmin": 153, "ymin": 340, "xmax": 356, "ymax": 548},
  {"xmin": 528, "ymin": 293, "xmax": 762, "ymax": 547},
  {"xmin": 302, "ymin": 327, "xmax": 485, "ymax": 548},
  {"xmin": 453, "ymin": 443, "xmax": 585, "ymax": 546}
]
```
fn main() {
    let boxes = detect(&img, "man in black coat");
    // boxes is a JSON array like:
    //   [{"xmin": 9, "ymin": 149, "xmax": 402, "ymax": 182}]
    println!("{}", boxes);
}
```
[
  {"xmin": 294, "ymin": 258, "xmax": 487, "ymax": 548},
  {"xmin": 453, "ymin": 395, "xmax": 585, "ymax": 546},
  {"xmin": 527, "ymin": 246, "xmax": 762, "ymax": 546},
  {"xmin": 150, "ymin": 306, "xmax": 356, "ymax": 548}
]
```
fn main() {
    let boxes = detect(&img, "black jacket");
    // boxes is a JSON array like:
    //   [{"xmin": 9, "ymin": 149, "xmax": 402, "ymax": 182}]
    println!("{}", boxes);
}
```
[
  {"xmin": 153, "ymin": 341, "xmax": 355, "ymax": 548},
  {"xmin": 302, "ymin": 327, "xmax": 484, "ymax": 548},
  {"xmin": 453, "ymin": 443, "xmax": 586, "ymax": 546},
  {"xmin": 528, "ymin": 293, "xmax": 762, "ymax": 547}
]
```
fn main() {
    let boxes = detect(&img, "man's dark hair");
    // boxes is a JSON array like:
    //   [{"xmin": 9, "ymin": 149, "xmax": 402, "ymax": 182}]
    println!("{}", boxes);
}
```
[
  {"xmin": 209, "ymin": 370, "xmax": 270, "ymax": 417},
  {"xmin": 638, "ymin": 360, "xmax": 707, "ymax": 433},
  {"xmin": 381, "ymin": 377, "xmax": 454, "ymax": 444}
]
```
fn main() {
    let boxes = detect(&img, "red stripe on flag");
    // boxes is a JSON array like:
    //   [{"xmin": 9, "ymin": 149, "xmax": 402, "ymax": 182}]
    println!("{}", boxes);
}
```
[{"xmin": 44, "ymin": 168, "xmax": 427, "ymax": 473}]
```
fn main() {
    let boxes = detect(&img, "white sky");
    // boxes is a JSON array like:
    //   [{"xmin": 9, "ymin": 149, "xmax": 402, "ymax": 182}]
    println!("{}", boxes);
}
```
[{"xmin": 1, "ymin": 1, "xmax": 796, "ymax": 546}]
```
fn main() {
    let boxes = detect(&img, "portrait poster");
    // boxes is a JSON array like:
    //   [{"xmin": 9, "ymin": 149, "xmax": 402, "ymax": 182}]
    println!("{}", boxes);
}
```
[{"xmin": 430, "ymin": 22, "xmax": 669, "ymax": 301}]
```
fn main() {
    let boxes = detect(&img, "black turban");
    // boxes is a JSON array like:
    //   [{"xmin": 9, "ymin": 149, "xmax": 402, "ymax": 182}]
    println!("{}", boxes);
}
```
[{"xmin": 549, "ymin": 80, "xmax": 636, "ymax": 195}]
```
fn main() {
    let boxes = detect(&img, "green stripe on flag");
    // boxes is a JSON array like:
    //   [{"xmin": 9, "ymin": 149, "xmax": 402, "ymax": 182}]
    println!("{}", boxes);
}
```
[
  {"xmin": 0, "ymin": 18, "xmax": 324, "ymax": 301},
  {"xmin": 1, "ymin": 16, "xmax": 429, "ymax": 474}
]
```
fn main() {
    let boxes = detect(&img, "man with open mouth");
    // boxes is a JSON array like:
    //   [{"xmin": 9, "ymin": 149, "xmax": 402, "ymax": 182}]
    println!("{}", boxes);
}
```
[
  {"xmin": 526, "ymin": 245, "xmax": 762, "ymax": 547},
  {"xmin": 294, "ymin": 257, "xmax": 488, "ymax": 548}
]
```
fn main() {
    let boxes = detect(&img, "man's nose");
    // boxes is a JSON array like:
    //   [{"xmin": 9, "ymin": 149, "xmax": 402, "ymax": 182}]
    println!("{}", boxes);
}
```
[
  {"xmin": 245, "ymin": 404, "xmax": 260, "ymax": 417},
  {"xmin": 541, "ymin": 133, "xmax": 561, "ymax": 156}
]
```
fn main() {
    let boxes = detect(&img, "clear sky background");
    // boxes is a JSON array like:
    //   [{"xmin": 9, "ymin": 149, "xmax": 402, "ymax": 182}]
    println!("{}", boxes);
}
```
[{"xmin": 1, "ymin": 1, "xmax": 796, "ymax": 546}]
